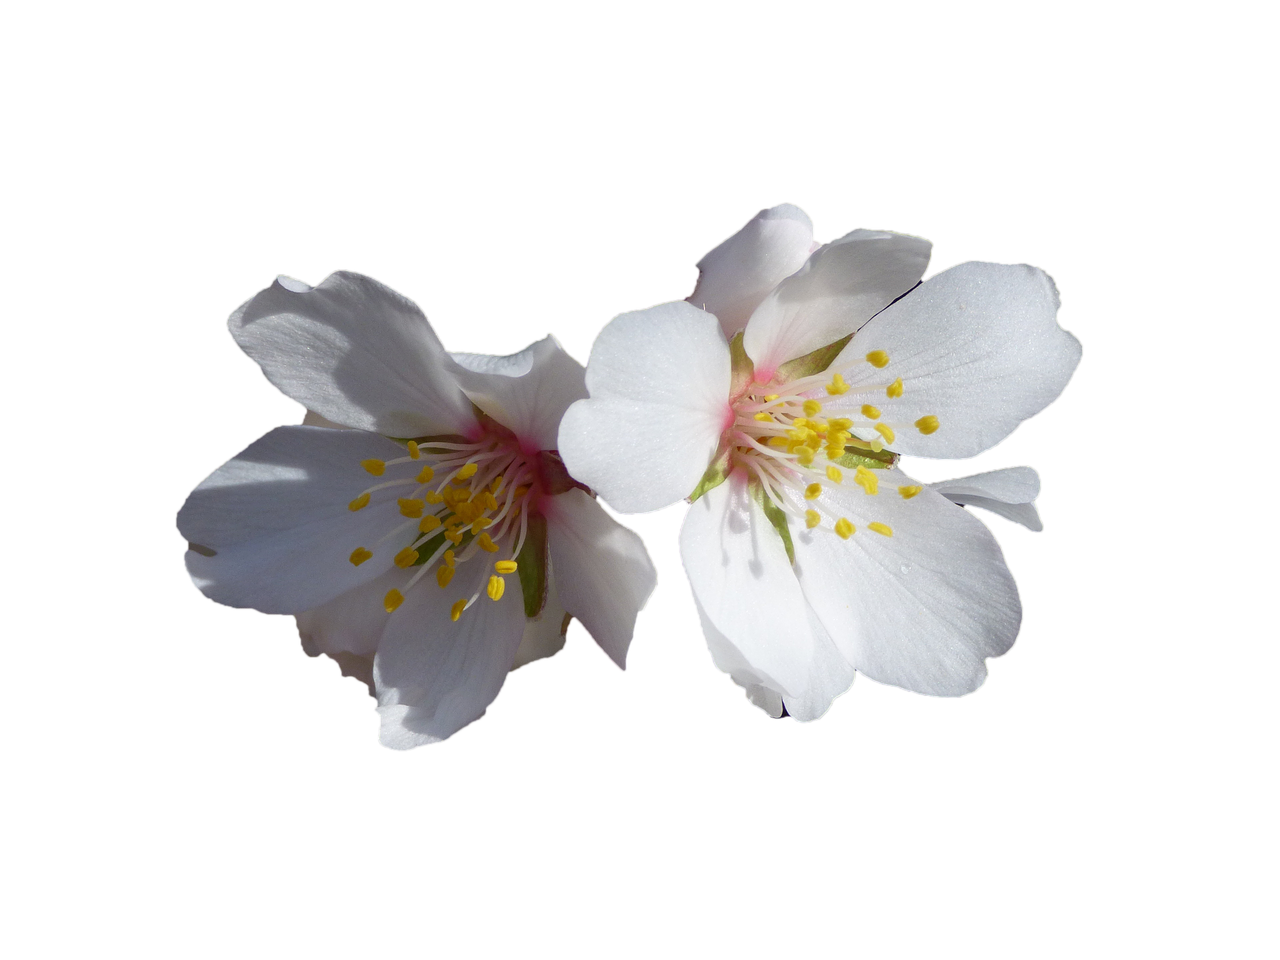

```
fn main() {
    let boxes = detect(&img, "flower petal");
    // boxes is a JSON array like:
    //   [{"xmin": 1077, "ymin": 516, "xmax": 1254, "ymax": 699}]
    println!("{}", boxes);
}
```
[
  {"xmin": 230, "ymin": 272, "xmax": 476, "ymax": 438},
  {"xmin": 510, "ymin": 579, "xmax": 569, "ymax": 670},
  {"xmin": 833, "ymin": 262, "xmax": 1082, "ymax": 458},
  {"xmin": 295, "ymin": 566, "xmax": 404, "ymax": 658},
  {"xmin": 679, "ymin": 474, "xmax": 820, "ymax": 699},
  {"xmin": 789, "ymin": 469, "xmax": 1021, "ymax": 696},
  {"xmin": 688, "ymin": 204, "xmax": 815, "ymax": 340},
  {"xmin": 559, "ymin": 301, "xmax": 731, "ymax": 512},
  {"xmin": 743, "ymin": 229, "xmax": 931, "ymax": 376},
  {"xmin": 177, "ymin": 426, "xmax": 408, "ymax": 614},
  {"xmin": 544, "ymin": 489, "xmax": 657, "ymax": 668},
  {"xmin": 373, "ymin": 555, "xmax": 528, "ymax": 748},
  {"xmin": 929, "ymin": 467, "xmax": 1043, "ymax": 531},
  {"xmin": 450, "ymin": 336, "xmax": 587, "ymax": 452}
]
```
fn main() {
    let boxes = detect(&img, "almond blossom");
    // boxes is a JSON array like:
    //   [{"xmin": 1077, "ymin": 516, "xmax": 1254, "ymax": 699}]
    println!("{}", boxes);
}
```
[
  {"xmin": 559, "ymin": 206, "xmax": 1080, "ymax": 718},
  {"xmin": 178, "ymin": 272, "xmax": 655, "ymax": 747}
]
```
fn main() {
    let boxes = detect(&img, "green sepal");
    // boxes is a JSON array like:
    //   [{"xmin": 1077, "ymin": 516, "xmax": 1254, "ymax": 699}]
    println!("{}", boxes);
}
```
[
  {"xmin": 755, "ymin": 485, "xmax": 796, "ymax": 566},
  {"xmin": 407, "ymin": 527, "xmax": 471, "ymax": 566},
  {"xmin": 728, "ymin": 331, "xmax": 755, "ymax": 397},
  {"xmin": 776, "ymin": 333, "xmax": 853, "ymax": 383},
  {"xmin": 516, "ymin": 513, "xmax": 549, "ymax": 618},
  {"xmin": 688, "ymin": 445, "xmax": 733, "ymax": 503},
  {"xmin": 832, "ymin": 445, "xmax": 898, "ymax": 471}
]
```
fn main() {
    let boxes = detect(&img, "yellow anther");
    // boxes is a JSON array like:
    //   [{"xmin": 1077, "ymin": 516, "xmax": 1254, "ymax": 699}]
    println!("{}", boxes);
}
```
[
  {"xmin": 394, "ymin": 546, "xmax": 419, "ymax": 568},
  {"xmin": 886, "ymin": 377, "xmax": 904, "ymax": 399},
  {"xmin": 418, "ymin": 515, "xmax": 442, "ymax": 534},
  {"xmin": 869, "ymin": 439, "xmax": 884, "ymax": 453},
  {"xmin": 416, "ymin": 465, "xmax": 435, "ymax": 483},
  {"xmin": 477, "ymin": 533, "xmax": 499, "ymax": 553},
  {"xmin": 805, "ymin": 482, "xmax": 823, "ymax": 500},
  {"xmin": 384, "ymin": 589, "xmax": 404, "ymax": 613},
  {"xmin": 445, "ymin": 528, "xmax": 464, "ymax": 545},
  {"xmin": 829, "ymin": 417, "xmax": 853, "ymax": 431},
  {"xmin": 868, "ymin": 522, "xmax": 894, "ymax": 537},
  {"xmin": 450, "ymin": 599, "xmax": 466, "ymax": 622},
  {"xmin": 796, "ymin": 447, "xmax": 816, "ymax": 466},
  {"xmin": 803, "ymin": 399, "xmax": 823, "ymax": 417},
  {"xmin": 457, "ymin": 463, "xmax": 478, "ymax": 480},
  {"xmin": 470, "ymin": 518, "xmax": 493, "ymax": 534},
  {"xmin": 805, "ymin": 509, "xmax": 821, "ymax": 529},
  {"xmin": 898, "ymin": 485, "xmax": 922, "ymax": 499},
  {"xmin": 753, "ymin": 412, "xmax": 773, "ymax": 422},
  {"xmin": 348, "ymin": 492, "xmax": 371, "ymax": 512},
  {"xmin": 865, "ymin": 350, "xmax": 890, "ymax": 368},
  {"xmin": 482, "ymin": 491, "xmax": 499, "ymax": 511},
  {"xmin": 826, "ymin": 373, "xmax": 850, "ymax": 396},
  {"xmin": 397, "ymin": 497, "xmax": 424, "ymax": 518},
  {"xmin": 514, "ymin": 485, "xmax": 530, "ymax": 498},
  {"xmin": 834, "ymin": 518, "xmax": 855, "ymax": 539},
  {"xmin": 487, "ymin": 575, "xmax": 505, "ymax": 601},
  {"xmin": 811, "ymin": 418, "xmax": 828, "ymax": 434},
  {"xmin": 826, "ymin": 442, "xmax": 847, "ymax": 459},
  {"xmin": 768, "ymin": 436, "xmax": 790, "ymax": 448},
  {"xmin": 854, "ymin": 465, "xmax": 880, "ymax": 495},
  {"xmin": 407, "ymin": 441, "xmax": 421, "ymax": 460},
  {"xmin": 763, "ymin": 393, "xmax": 779, "ymax": 401},
  {"xmin": 443, "ymin": 549, "xmax": 456, "ymax": 568},
  {"xmin": 826, "ymin": 465, "xmax": 843, "ymax": 483},
  {"xmin": 425, "ymin": 491, "xmax": 443, "ymax": 505},
  {"xmin": 437, "ymin": 565, "xmax": 454, "ymax": 589},
  {"xmin": 915, "ymin": 415, "xmax": 940, "ymax": 435},
  {"xmin": 875, "ymin": 424, "xmax": 896, "ymax": 444},
  {"xmin": 490, "ymin": 476, "xmax": 504, "ymax": 494},
  {"xmin": 361, "ymin": 459, "xmax": 386, "ymax": 476},
  {"xmin": 861, "ymin": 404, "xmax": 881, "ymax": 420},
  {"xmin": 495, "ymin": 560, "xmax": 518, "ymax": 574},
  {"xmin": 348, "ymin": 547, "xmax": 372, "ymax": 567}
]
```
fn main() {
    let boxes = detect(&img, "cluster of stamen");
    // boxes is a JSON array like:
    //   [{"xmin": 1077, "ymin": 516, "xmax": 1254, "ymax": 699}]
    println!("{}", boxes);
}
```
[
  {"xmin": 346, "ymin": 436, "xmax": 535, "ymax": 622},
  {"xmin": 730, "ymin": 350, "xmax": 938, "ymax": 540}
]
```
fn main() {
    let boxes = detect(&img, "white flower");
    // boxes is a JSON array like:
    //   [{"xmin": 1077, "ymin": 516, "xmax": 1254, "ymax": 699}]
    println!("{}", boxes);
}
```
[
  {"xmin": 559, "ymin": 205, "xmax": 1080, "ymax": 718},
  {"xmin": 178, "ymin": 272, "xmax": 656, "ymax": 747}
]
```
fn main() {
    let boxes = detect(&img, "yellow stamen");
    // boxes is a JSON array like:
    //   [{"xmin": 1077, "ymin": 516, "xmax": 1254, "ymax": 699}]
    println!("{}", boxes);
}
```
[
  {"xmin": 437, "ymin": 565, "xmax": 454, "ymax": 589},
  {"xmin": 826, "ymin": 442, "xmax": 847, "ymax": 459},
  {"xmin": 443, "ymin": 549, "xmax": 456, "ymax": 568},
  {"xmin": 487, "ymin": 575, "xmax": 505, "ymax": 601},
  {"xmin": 861, "ymin": 404, "xmax": 881, "ymax": 420},
  {"xmin": 805, "ymin": 509, "xmax": 821, "ymax": 529},
  {"xmin": 477, "ymin": 533, "xmax": 499, "ymax": 553},
  {"xmin": 384, "ymin": 589, "xmax": 404, "ymax": 613},
  {"xmin": 397, "ymin": 497, "xmax": 424, "ymax": 518},
  {"xmin": 805, "ymin": 483, "xmax": 823, "ymax": 500},
  {"xmin": 915, "ymin": 415, "xmax": 940, "ymax": 435},
  {"xmin": 754, "ymin": 412, "xmax": 773, "ymax": 422},
  {"xmin": 418, "ymin": 515, "xmax": 442, "ymax": 534},
  {"xmin": 407, "ymin": 440, "xmax": 421, "ymax": 460},
  {"xmin": 457, "ymin": 463, "xmax": 478, "ymax": 480},
  {"xmin": 869, "ymin": 440, "xmax": 884, "ymax": 453},
  {"xmin": 826, "ymin": 465, "xmax": 843, "ymax": 483},
  {"xmin": 450, "ymin": 599, "xmax": 466, "ymax": 621},
  {"xmin": 495, "ymin": 560, "xmax": 518, "ymax": 574},
  {"xmin": 768, "ymin": 436, "xmax": 790, "ymax": 448},
  {"xmin": 854, "ymin": 465, "xmax": 879, "ymax": 495},
  {"xmin": 865, "ymin": 350, "xmax": 890, "ymax": 368},
  {"xmin": 393, "ymin": 546, "xmax": 419, "ymax": 568},
  {"xmin": 490, "ymin": 476, "xmax": 504, "ymax": 494},
  {"xmin": 834, "ymin": 518, "xmax": 855, "ymax": 539},
  {"xmin": 445, "ymin": 528, "xmax": 464, "ymax": 545},
  {"xmin": 802, "ymin": 399, "xmax": 822, "ymax": 417},
  {"xmin": 348, "ymin": 492, "xmax": 371, "ymax": 512},
  {"xmin": 796, "ymin": 447, "xmax": 816, "ymax": 466},
  {"xmin": 514, "ymin": 485, "xmax": 530, "ymax": 498},
  {"xmin": 898, "ymin": 485, "xmax": 922, "ymax": 499},
  {"xmin": 470, "ymin": 518, "xmax": 492, "ymax": 534},
  {"xmin": 482, "ymin": 491, "xmax": 499, "ymax": 511},
  {"xmin": 348, "ymin": 547, "xmax": 372, "ymax": 567},
  {"xmin": 874, "ymin": 424, "xmax": 896, "ymax": 444},
  {"xmin": 886, "ymin": 377, "xmax": 904, "ymax": 399},
  {"xmin": 829, "ymin": 417, "xmax": 852, "ymax": 431},
  {"xmin": 416, "ymin": 465, "xmax": 434, "ymax": 483},
  {"xmin": 868, "ymin": 522, "xmax": 893, "ymax": 537},
  {"xmin": 826, "ymin": 373, "xmax": 849, "ymax": 396},
  {"xmin": 763, "ymin": 393, "xmax": 779, "ymax": 401},
  {"xmin": 361, "ymin": 459, "xmax": 385, "ymax": 476},
  {"xmin": 425, "ymin": 490, "xmax": 443, "ymax": 505}
]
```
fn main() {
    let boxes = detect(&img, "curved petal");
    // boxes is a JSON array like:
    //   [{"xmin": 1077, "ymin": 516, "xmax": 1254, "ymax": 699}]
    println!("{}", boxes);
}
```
[
  {"xmin": 688, "ymin": 204, "xmax": 815, "ymax": 339},
  {"xmin": 930, "ymin": 467, "xmax": 1043, "ymax": 531},
  {"xmin": 679, "ymin": 473, "xmax": 819, "ymax": 699},
  {"xmin": 177, "ymin": 426, "xmax": 408, "ymax": 614},
  {"xmin": 510, "ymin": 578, "xmax": 569, "ymax": 670},
  {"xmin": 450, "ymin": 336, "xmax": 587, "ymax": 452},
  {"xmin": 295, "ymin": 566, "xmax": 403, "ymax": 658},
  {"xmin": 743, "ymin": 229, "xmax": 931, "ymax": 377},
  {"xmin": 788, "ymin": 468, "xmax": 1021, "ymax": 696},
  {"xmin": 373, "ymin": 553, "xmax": 528, "ymax": 748},
  {"xmin": 229, "ymin": 272, "xmax": 476, "ymax": 438},
  {"xmin": 544, "ymin": 489, "xmax": 656, "ymax": 668},
  {"xmin": 830, "ymin": 262, "xmax": 1082, "ymax": 458},
  {"xmin": 559, "ymin": 302, "xmax": 731, "ymax": 512}
]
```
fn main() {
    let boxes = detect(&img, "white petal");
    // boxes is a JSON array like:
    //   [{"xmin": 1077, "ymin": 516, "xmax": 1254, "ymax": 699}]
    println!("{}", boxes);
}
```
[
  {"xmin": 831, "ymin": 262, "xmax": 1082, "ymax": 458},
  {"xmin": 679, "ymin": 474, "xmax": 819, "ymax": 699},
  {"xmin": 510, "ymin": 578, "xmax": 569, "ymax": 670},
  {"xmin": 177, "ymin": 426, "xmax": 407, "ymax": 614},
  {"xmin": 450, "ymin": 336, "xmax": 587, "ymax": 452},
  {"xmin": 373, "ymin": 555, "xmax": 527, "ymax": 748},
  {"xmin": 743, "ymin": 229, "xmax": 931, "ymax": 376},
  {"xmin": 295, "ymin": 567, "xmax": 403, "ymax": 658},
  {"xmin": 695, "ymin": 596, "xmax": 784, "ymax": 718},
  {"xmin": 789, "ymin": 469, "xmax": 1021, "ymax": 696},
  {"xmin": 544, "ymin": 488, "xmax": 657, "ymax": 668},
  {"xmin": 559, "ymin": 302, "xmax": 731, "ymax": 512},
  {"xmin": 688, "ymin": 204, "xmax": 815, "ymax": 339},
  {"xmin": 929, "ymin": 467, "xmax": 1043, "ymax": 531},
  {"xmin": 229, "ymin": 272, "xmax": 476, "ymax": 438}
]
